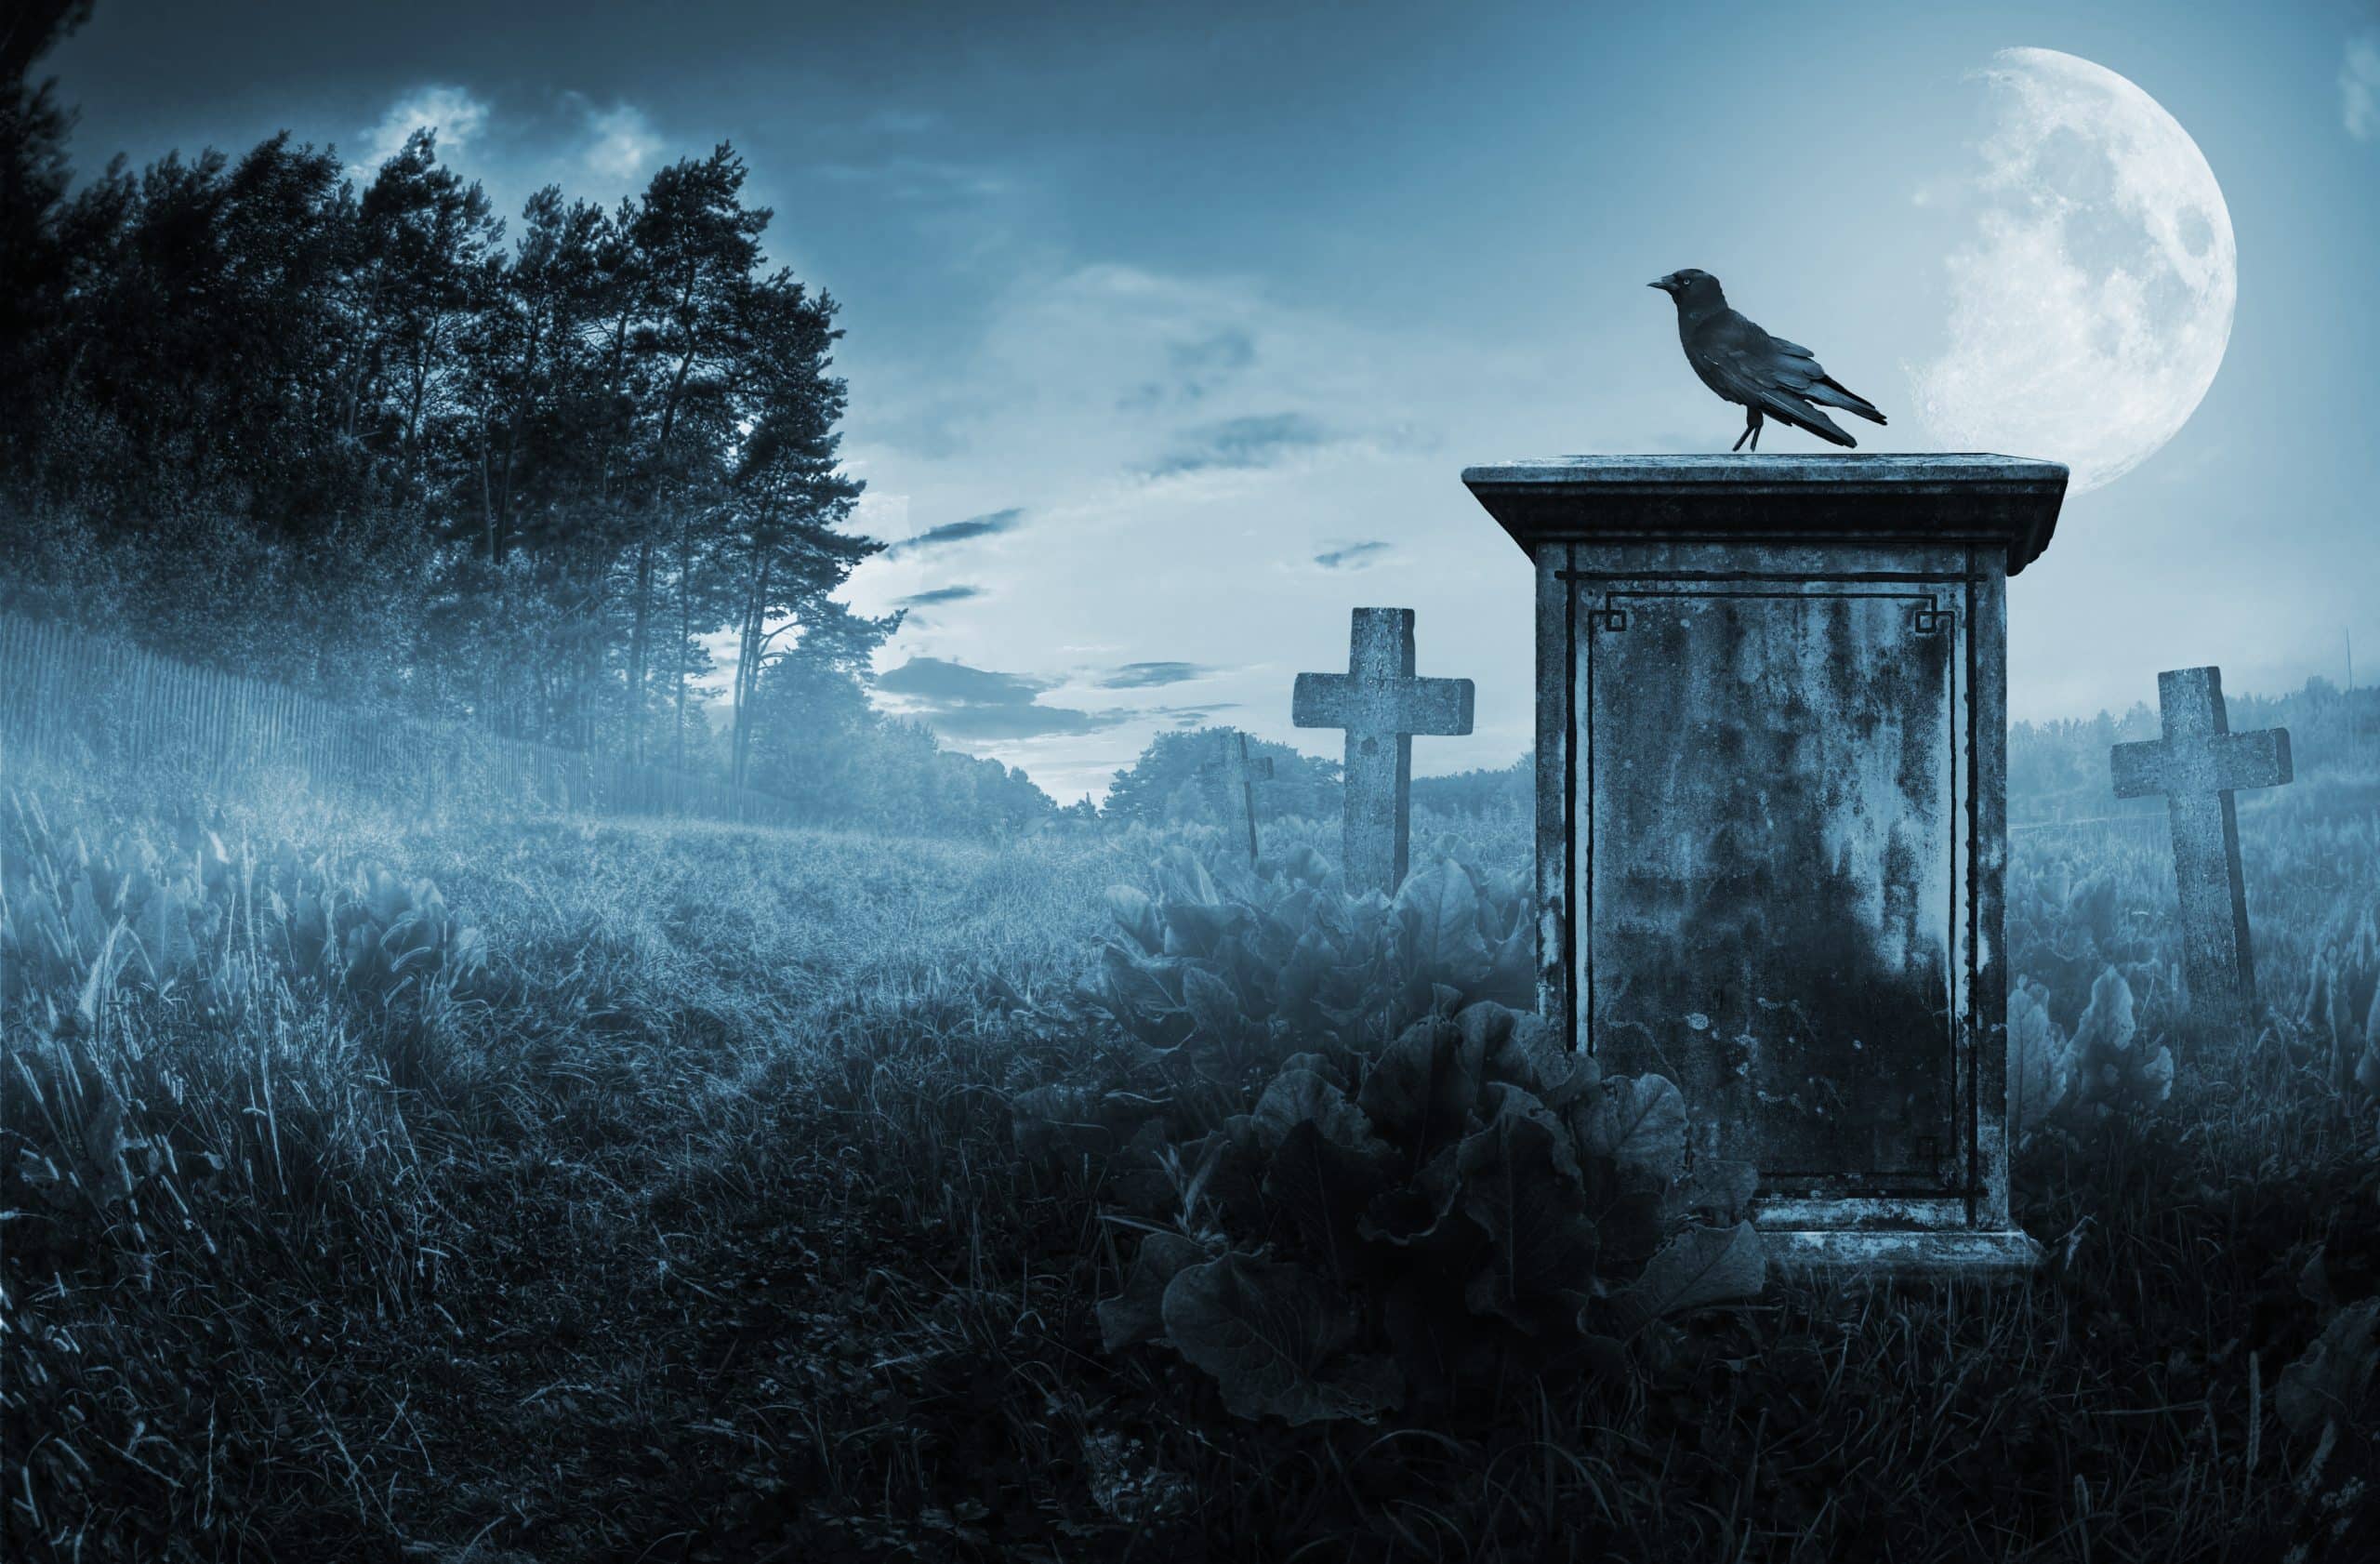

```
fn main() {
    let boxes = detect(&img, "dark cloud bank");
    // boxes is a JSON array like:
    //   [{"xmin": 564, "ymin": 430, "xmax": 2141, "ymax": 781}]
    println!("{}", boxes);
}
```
[
  {"xmin": 1315, "ymin": 540, "xmax": 1389, "ymax": 570},
  {"xmin": 895, "ymin": 584, "xmax": 985, "ymax": 608},
  {"xmin": 873, "ymin": 656, "xmax": 1125, "ymax": 741},
  {"xmin": 887, "ymin": 508, "xmax": 1024, "ymax": 555},
  {"xmin": 1098, "ymin": 660, "xmax": 1214, "ymax": 688}
]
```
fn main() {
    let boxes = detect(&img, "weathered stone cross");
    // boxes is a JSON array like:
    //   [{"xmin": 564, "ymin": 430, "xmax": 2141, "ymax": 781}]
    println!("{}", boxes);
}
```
[
  {"xmin": 1292, "ymin": 607, "xmax": 1474, "ymax": 895},
  {"xmin": 2109, "ymin": 666, "xmax": 2293, "ymax": 1039},
  {"xmin": 1198, "ymin": 729, "xmax": 1273, "ymax": 863}
]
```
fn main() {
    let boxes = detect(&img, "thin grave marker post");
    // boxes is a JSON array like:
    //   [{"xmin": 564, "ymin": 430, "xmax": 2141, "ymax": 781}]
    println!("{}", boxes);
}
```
[
  {"xmin": 1198, "ymin": 729, "xmax": 1273, "ymax": 864},
  {"xmin": 2109, "ymin": 666, "xmax": 2292, "ymax": 1042},
  {"xmin": 1292, "ymin": 607, "xmax": 1474, "ymax": 895}
]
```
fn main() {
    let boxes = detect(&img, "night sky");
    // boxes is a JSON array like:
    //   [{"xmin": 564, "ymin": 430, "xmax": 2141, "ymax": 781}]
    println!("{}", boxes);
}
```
[{"xmin": 46, "ymin": 0, "xmax": 2380, "ymax": 802}]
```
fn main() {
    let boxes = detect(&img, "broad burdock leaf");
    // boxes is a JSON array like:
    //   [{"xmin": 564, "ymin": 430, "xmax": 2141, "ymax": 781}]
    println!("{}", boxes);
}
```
[
  {"xmin": 2275, "ymin": 1298, "xmax": 2380, "ymax": 1437},
  {"xmin": 1572, "ymin": 1075, "xmax": 1688, "ymax": 1184},
  {"xmin": 1395, "ymin": 859, "xmax": 1494, "ymax": 991},
  {"xmin": 1097, "ymin": 941, "xmax": 1189, "ymax": 1050},
  {"xmin": 1247, "ymin": 1067, "xmax": 1387, "ymax": 1158},
  {"xmin": 1155, "ymin": 845, "xmax": 1220, "ymax": 908},
  {"xmin": 2058, "ymin": 967, "xmax": 2171, "ymax": 1120},
  {"xmin": 1180, "ymin": 964, "xmax": 1243, "ymax": 1042},
  {"xmin": 1599, "ymin": 1220, "xmax": 1766, "ymax": 1337},
  {"xmin": 1104, "ymin": 884, "xmax": 1164, "ymax": 955},
  {"xmin": 1357, "ymin": 1143, "xmax": 1464, "ymax": 1248},
  {"xmin": 1256, "ymin": 844, "xmax": 1329, "ymax": 890},
  {"xmin": 2135, "ymin": 1044, "xmax": 2175, "ymax": 1101},
  {"xmin": 1159, "ymin": 1253, "xmax": 1402, "ymax": 1425},
  {"xmin": 1479, "ymin": 921, "xmax": 1539, "ymax": 1008},
  {"xmin": 1358, "ymin": 1014, "xmax": 1485, "ymax": 1168},
  {"xmin": 2009, "ymin": 980, "xmax": 2068, "ymax": 1136},
  {"xmin": 1672, "ymin": 1156, "xmax": 1760, "ymax": 1222},
  {"xmin": 1278, "ymin": 1051, "xmax": 1347, "ymax": 1090},
  {"xmin": 1162, "ymin": 899, "xmax": 1247, "ymax": 960},
  {"xmin": 1263, "ymin": 1119, "xmax": 1393, "ymax": 1273},
  {"xmin": 2073, "ymin": 965, "xmax": 2136, "ymax": 1054},
  {"xmin": 365, "ymin": 867, "xmax": 407, "ymax": 927},
  {"xmin": 1456, "ymin": 1087, "xmax": 1599, "ymax": 1332},
  {"xmin": 1099, "ymin": 1230, "xmax": 1207, "ymax": 1353},
  {"xmin": 1460, "ymin": 1001, "xmax": 1593, "ymax": 1107}
]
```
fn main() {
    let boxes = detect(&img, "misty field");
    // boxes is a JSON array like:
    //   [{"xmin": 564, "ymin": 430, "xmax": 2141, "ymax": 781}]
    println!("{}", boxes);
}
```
[{"xmin": 4, "ymin": 762, "xmax": 2376, "ymax": 1563}]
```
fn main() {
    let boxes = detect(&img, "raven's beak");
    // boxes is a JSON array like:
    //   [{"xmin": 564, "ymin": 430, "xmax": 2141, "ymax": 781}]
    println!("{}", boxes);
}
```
[{"xmin": 1647, "ymin": 279, "xmax": 1668, "ymax": 292}]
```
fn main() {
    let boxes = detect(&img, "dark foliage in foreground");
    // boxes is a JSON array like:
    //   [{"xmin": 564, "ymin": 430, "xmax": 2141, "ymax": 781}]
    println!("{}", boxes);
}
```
[{"xmin": 5, "ymin": 767, "xmax": 2377, "ymax": 1562}]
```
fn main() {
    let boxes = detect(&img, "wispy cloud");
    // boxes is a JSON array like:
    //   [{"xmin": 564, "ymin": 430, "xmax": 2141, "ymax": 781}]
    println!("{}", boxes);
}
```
[
  {"xmin": 1315, "ymin": 540, "xmax": 1390, "ymax": 571},
  {"xmin": 896, "ymin": 585, "xmax": 985, "ymax": 608},
  {"xmin": 355, "ymin": 85, "xmax": 488, "ymax": 173},
  {"xmin": 814, "ymin": 155, "xmax": 1014, "ymax": 202},
  {"xmin": 582, "ymin": 102, "xmax": 662, "ymax": 186},
  {"xmin": 1118, "ymin": 328, "xmax": 1258, "ymax": 410},
  {"xmin": 873, "ymin": 657, "xmax": 1127, "ymax": 740},
  {"xmin": 1151, "ymin": 704, "xmax": 1241, "ymax": 727},
  {"xmin": 862, "ymin": 108, "xmax": 941, "ymax": 137},
  {"xmin": 887, "ymin": 508, "xmax": 1025, "ymax": 555},
  {"xmin": 2347, "ymin": 33, "xmax": 2380, "ymax": 141},
  {"xmin": 840, "ymin": 259, "xmax": 1521, "ymax": 802},
  {"xmin": 1146, "ymin": 412, "xmax": 1333, "ymax": 477},
  {"xmin": 1098, "ymin": 660, "xmax": 1214, "ymax": 688}
]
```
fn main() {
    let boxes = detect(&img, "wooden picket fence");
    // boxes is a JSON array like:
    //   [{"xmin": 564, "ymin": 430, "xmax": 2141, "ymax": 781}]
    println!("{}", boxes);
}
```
[{"xmin": 0, "ymin": 614, "xmax": 805, "ymax": 828}]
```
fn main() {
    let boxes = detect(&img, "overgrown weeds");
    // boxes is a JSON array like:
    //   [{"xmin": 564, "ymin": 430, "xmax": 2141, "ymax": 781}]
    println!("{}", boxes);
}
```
[{"xmin": 3, "ymin": 765, "xmax": 2375, "ymax": 1561}]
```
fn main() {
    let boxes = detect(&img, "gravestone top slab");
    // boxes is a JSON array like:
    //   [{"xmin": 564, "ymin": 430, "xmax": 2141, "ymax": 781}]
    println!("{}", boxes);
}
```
[{"xmin": 1461, "ymin": 453, "xmax": 2069, "ymax": 575}]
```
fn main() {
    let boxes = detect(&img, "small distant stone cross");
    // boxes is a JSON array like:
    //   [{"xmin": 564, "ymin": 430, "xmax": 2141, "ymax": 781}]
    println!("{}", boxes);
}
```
[
  {"xmin": 1199, "ymin": 729, "xmax": 1273, "ymax": 863},
  {"xmin": 2109, "ymin": 666, "xmax": 2293, "ymax": 1039},
  {"xmin": 1292, "ymin": 607, "xmax": 1474, "ymax": 895}
]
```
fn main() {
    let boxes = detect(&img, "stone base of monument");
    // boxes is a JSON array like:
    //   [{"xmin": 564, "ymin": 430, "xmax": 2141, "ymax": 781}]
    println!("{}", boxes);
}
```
[
  {"xmin": 1759, "ymin": 1227, "xmax": 2044, "ymax": 1278},
  {"xmin": 1463, "ymin": 455, "xmax": 2071, "ymax": 1279},
  {"xmin": 1752, "ymin": 1195, "xmax": 2045, "ymax": 1278}
]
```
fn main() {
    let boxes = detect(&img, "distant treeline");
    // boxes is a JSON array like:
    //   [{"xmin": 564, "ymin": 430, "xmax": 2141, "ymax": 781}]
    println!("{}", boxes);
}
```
[
  {"xmin": 1092, "ymin": 729, "xmax": 1530, "ymax": 832},
  {"xmin": 1108, "ymin": 679, "xmax": 2376, "ymax": 842},
  {"xmin": 2008, "ymin": 679, "xmax": 2379, "ymax": 821},
  {"xmin": 0, "ymin": 5, "xmax": 1049, "ymax": 837}
]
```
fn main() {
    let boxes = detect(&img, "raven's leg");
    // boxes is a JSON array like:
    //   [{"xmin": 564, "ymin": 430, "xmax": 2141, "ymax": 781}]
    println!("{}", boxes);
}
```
[{"xmin": 1731, "ymin": 408, "xmax": 1763, "ymax": 452}]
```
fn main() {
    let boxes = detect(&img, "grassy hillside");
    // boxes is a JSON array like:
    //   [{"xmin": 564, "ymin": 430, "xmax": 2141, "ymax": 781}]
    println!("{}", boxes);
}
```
[{"xmin": 3, "ymin": 764, "xmax": 2375, "ymax": 1561}]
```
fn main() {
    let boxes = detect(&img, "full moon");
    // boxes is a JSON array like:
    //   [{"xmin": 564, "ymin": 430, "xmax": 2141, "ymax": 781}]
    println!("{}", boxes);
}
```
[{"xmin": 1911, "ymin": 48, "xmax": 2235, "ymax": 495}]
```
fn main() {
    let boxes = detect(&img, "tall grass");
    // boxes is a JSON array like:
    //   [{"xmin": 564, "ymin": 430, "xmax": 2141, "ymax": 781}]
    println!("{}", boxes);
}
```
[{"xmin": 3, "ymin": 760, "xmax": 2373, "ymax": 1561}]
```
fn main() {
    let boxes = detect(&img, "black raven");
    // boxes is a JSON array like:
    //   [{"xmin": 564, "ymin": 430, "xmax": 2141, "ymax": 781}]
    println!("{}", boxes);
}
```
[{"xmin": 1651, "ymin": 270, "xmax": 1886, "ymax": 451}]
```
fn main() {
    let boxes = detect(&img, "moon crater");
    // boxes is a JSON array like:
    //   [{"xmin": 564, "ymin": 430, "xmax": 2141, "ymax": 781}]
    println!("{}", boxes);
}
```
[{"xmin": 1911, "ymin": 48, "xmax": 2236, "ymax": 495}]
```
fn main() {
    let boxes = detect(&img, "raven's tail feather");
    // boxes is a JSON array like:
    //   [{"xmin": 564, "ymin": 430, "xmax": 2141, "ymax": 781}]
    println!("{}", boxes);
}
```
[
  {"xmin": 1805, "ymin": 376, "xmax": 1887, "ymax": 425},
  {"xmin": 1759, "ymin": 388, "xmax": 1858, "ymax": 447}
]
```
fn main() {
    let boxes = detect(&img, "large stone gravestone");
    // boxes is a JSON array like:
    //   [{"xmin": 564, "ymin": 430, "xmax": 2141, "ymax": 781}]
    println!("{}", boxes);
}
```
[{"xmin": 1461, "ymin": 454, "xmax": 2068, "ymax": 1274}]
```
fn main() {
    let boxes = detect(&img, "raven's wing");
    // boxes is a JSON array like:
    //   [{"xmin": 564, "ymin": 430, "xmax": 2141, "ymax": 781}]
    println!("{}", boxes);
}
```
[
  {"xmin": 1692, "ymin": 313, "xmax": 1858, "ymax": 447},
  {"xmin": 1767, "ymin": 336, "xmax": 1887, "ymax": 425}
]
